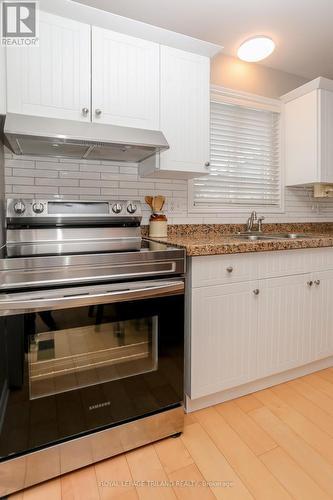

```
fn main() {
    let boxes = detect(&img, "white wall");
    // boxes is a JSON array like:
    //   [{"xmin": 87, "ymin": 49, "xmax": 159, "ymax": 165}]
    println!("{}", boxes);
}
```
[
  {"xmin": 211, "ymin": 54, "xmax": 308, "ymax": 99},
  {"xmin": 5, "ymin": 150, "xmax": 333, "ymax": 224}
]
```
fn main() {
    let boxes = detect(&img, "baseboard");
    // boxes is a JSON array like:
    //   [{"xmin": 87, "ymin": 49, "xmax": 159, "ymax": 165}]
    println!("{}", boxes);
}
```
[{"xmin": 185, "ymin": 355, "xmax": 333, "ymax": 412}]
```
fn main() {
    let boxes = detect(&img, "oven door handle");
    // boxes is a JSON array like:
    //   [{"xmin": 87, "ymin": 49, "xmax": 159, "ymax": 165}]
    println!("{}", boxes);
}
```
[{"xmin": 0, "ymin": 280, "xmax": 184, "ymax": 315}]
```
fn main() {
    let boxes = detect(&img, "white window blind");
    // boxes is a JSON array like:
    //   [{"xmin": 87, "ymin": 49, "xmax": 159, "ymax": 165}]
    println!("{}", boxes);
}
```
[{"xmin": 192, "ymin": 100, "xmax": 281, "ymax": 208}]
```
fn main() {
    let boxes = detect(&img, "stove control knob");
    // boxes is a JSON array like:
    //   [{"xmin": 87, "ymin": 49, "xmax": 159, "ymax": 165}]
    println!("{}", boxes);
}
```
[
  {"xmin": 13, "ymin": 200, "xmax": 26, "ymax": 214},
  {"xmin": 112, "ymin": 203, "xmax": 122, "ymax": 214},
  {"xmin": 32, "ymin": 202, "xmax": 44, "ymax": 214},
  {"xmin": 127, "ymin": 203, "xmax": 137, "ymax": 214}
]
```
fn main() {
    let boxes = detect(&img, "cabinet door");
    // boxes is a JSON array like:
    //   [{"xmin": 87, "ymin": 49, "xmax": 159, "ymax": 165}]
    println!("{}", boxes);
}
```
[
  {"xmin": 159, "ymin": 46, "xmax": 210, "ymax": 175},
  {"xmin": 6, "ymin": 12, "xmax": 90, "ymax": 121},
  {"xmin": 92, "ymin": 27, "xmax": 159, "ymax": 129},
  {"xmin": 190, "ymin": 281, "xmax": 258, "ymax": 399},
  {"xmin": 257, "ymin": 274, "xmax": 312, "ymax": 379},
  {"xmin": 311, "ymin": 269, "xmax": 333, "ymax": 359}
]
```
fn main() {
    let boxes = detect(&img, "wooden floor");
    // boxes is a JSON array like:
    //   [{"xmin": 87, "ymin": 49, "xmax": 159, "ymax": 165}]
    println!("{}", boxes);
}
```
[{"xmin": 10, "ymin": 367, "xmax": 333, "ymax": 500}]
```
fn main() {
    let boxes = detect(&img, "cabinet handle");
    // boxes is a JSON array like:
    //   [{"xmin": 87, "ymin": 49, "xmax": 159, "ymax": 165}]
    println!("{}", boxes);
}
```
[
  {"xmin": 226, "ymin": 266, "xmax": 233, "ymax": 273},
  {"xmin": 82, "ymin": 107, "xmax": 89, "ymax": 116},
  {"xmin": 205, "ymin": 161, "xmax": 210, "ymax": 167},
  {"xmin": 314, "ymin": 280, "xmax": 321, "ymax": 285},
  {"xmin": 253, "ymin": 289, "xmax": 260, "ymax": 295},
  {"xmin": 307, "ymin": 281, "xmax": 313, "ymax": 287},
  {"xmin": 95, "ymin": 109, "xmax": 102, "ymax": 116}
]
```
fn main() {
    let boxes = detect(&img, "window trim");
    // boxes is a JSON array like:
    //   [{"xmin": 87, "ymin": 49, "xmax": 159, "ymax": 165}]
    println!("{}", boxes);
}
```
[{"xmin": 188, "ymin": 86, "xmax": 285, "ymax": 214}]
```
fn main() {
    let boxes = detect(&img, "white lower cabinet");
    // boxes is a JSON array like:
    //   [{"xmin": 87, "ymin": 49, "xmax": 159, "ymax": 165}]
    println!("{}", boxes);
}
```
[
  {"xmin": 256, "ymin": 274, "xmax": 312, "ymax": 379},
  {"xmin": 190, "ymin": 281, "xmax": 258, "ymax": 399},
  {"xmin": 311, "ymin": 269, "xmax": 333, "ymax": 360},
  {"xmin": 189, "ymin": 249, "xmax": 333, "ymax": 401}
]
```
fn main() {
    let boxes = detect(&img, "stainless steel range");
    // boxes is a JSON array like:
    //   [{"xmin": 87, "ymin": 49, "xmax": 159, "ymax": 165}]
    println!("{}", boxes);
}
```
[{"xmin": 0, "ymin": 199, "xmax": 185, "ymax": 497}]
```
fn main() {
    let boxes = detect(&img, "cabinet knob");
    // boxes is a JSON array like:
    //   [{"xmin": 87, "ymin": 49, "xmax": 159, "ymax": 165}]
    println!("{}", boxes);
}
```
[
  {"xmin": 226, "ymin": 266, "xmax": 233, "ymax": 273},
  {"xmin": 95, "ymin": 109, "xmax": 102, "ymax": 116},
  {"xmin": 253, "ymin": 289, "xmax": 260, "ymax": 295},
  {"xmin": 82, "ymin": 107, "xmax": 89, "ymax": 116},
  {"xmin": 307, "ymin": 281, "xmax": 313, "ymax": 287},
  {"xmin": 205, "ymin": 161, "xmax": 210, "ymax": 167},
  {"xmin": 314, "ymin": 280, "xmax": 321, "ymax": 285}
]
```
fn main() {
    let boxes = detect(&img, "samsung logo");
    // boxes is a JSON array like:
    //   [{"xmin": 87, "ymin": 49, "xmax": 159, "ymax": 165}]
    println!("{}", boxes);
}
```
[{"xmin": 89, "ymin": 401, "xmax": 111, "ymax": 411}]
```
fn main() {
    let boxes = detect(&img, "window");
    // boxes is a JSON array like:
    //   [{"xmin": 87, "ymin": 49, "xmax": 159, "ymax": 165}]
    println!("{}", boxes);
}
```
[{"xmin": 189, "ymin": 88, "xmax": 282, "ymax": 212}]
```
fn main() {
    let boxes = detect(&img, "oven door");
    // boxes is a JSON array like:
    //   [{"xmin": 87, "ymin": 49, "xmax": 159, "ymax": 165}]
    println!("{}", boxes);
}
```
[{"xmin": 0, "ymin": 279, "xmax": 184, "ymax": 461}]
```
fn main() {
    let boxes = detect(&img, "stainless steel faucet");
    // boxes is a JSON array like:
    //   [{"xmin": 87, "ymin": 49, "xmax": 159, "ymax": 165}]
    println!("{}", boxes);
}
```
[{"xmin": 246, "ymin": 211, "xmax": 265, "ymax": 232}]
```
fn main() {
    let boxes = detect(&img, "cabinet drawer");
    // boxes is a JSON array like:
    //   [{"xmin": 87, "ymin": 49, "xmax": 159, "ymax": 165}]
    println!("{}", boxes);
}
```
[
  {"xmin": 258, "ymin": 247, "xmax": 333, "ymax": 279},
  {"xmin": 191, "ymin": 254, "xmax": 258, "ymax": 287},
  {"xmin": 258, "ymin": 249, "xmax": 313, "ymax": 279}
]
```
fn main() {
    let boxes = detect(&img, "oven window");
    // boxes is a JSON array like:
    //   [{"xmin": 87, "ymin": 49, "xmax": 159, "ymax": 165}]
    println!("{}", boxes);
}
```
[{"xmin": 27, "ymin": 308, "xmax": 158, "ymax": 399}]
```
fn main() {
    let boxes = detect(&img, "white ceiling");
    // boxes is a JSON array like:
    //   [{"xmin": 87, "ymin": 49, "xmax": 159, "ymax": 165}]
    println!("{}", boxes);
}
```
[{"xmin": 74, "ymin": 0, "xmax": 333, "ymax": 80}]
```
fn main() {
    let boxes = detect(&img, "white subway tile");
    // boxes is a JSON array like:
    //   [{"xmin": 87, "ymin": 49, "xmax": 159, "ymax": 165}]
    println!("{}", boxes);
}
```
[
  {"xmin": 80, "ymin": 164, "xmax": 119, "ymax": 173},
  {"xmin": 80, "ymin": 179, "xmax": 118, "ymax": 188},
  {"xmin": 59, "ymin": 170, "xmax": 100, "ymax": 180},
  {"xmin": 6, "ymin": 159, "xmax": 35, "ymax": 169},
  {"xmin": 35, "ymin": 178, "xmax": 79, "ymax": 187},
  {"xmin": 101, "ymin": 160, "xmax": 137, "ymax": 168},
  {"xmin": 36, "ymin": 161, "xmax": 79, "ymax": 171},
  {"xmin": 119, "ymin": 166, "xmax": 138, "ymax": 175},
  {"xmin": 13, "ymin": 185, "xmax": 58, "ymax": 194},
  {"xmin": 5, "ymin": 168, "xmax": 12, "ymax": 176},
  {"xmin": 17, "ymin": 155, "xmax": 59, "ymax": 162},
  {"xmin": 6, "ymin": 176, "xmax": 34, "ymax": 185},
  {"xmin": 101, "ymin": 173, "xmax": 136, "ymax": 181},
  {"xmin": 59, "ymin": 187, "xmax": 100, "ymax": 195},
  {"xmin": 100, "ymin": 188, "xmax": 119, "ymax": 196},
  {"xmin": 14, "ymin": 168, "xmax": 59, "ymax": 178},
  {"xmin": 120, "ymin": 181, "xmax": 154, "ymax": 189}
]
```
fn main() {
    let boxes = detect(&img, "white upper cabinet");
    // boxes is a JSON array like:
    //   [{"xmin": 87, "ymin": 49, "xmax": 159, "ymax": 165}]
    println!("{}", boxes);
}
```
[
  {"xmin": 91, "ymin": 27, "xmax": 159, "ymax": 129},
  {"xmin": 6, "ymin": 12, "xmax": 91, "ymax": 121},
  {"xmin": 282, "ymin": 77, "xmax": 333, "ymax": 186},
  {"xmin": 140, "ymin": 46, "xmax": 210, "ymax": 179}
]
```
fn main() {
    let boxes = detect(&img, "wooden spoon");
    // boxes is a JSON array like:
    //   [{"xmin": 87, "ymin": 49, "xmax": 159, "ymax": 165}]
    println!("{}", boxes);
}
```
[
  {"xmin": 154, "ymin": 195, "xmax": 165, "ymax": 212},
  {"xmin": 145, "ymin": 196, "xmax": 153, "ymax": 210}
]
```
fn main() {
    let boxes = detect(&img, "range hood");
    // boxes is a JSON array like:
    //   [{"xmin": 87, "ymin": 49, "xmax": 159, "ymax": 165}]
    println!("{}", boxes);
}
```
[{"xmin": 4, "ymin": 113, "xmax": 169, "ymax": 163}]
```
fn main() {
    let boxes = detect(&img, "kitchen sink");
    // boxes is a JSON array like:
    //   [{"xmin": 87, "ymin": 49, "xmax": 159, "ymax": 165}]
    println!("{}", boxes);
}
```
[{"xmin": 234, "ymin": 232, "xmax": 315, "ymax": 241}]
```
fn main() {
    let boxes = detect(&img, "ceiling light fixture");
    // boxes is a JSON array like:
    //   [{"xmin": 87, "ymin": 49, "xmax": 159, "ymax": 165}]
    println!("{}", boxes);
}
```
[{"xmin": 237, "ymin": 36, "xmax": 275, "ymax": 62}]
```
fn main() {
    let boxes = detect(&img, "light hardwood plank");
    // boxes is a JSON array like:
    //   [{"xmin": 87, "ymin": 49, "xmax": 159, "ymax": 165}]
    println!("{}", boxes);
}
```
[
  {"xmin": 195, "ymin": 407, "xmax": 292, "ymax": 500},
  {"xmin": 271, "ymin": 382, "xmax": 333, "ymax": 438},
  {"xmin": 61, "ymin": 466, "xmax": 100, "ymax": 500},
  {"xmin": 249, "ymin": 406, "xmax": 333, "ymax": 497},
  {"xmin": 183, "ymin": 412, "xmax": 197, "ymax": 427},
  {"xmin": 255, "ymin": 389, "xmax": 333, "ymax": 465},
  {"xmin": 94, "ymin": 454, "xmax": 138, "ymax": 499},
  {"xmin": 168, "ymin": 464, "xmax": 215, "ymax": 500},
  {"xmin": 126, "ymin": 444, "xmax": 176, "ymax": 500},
  {"xmin": 234, "ymin": 394, "xmax": 263, "ymax": 413},
  {"xmin": 22, "ymin": 479, "xmax": 61, "ymax": 500},
  {"xmin": 215, "ymin": 400, "xmax": 277, "ymax": 456},
  {"xmin": 154, "ymin": 437, "xmax": 193, "ymax": 475},
  {"xmin": 259, "ymin": 446, "xmax": 331, "ymax": 500},
  {"xmin": 301, "ymin": 373, "xmax": 333, "ymax": 399},
  {"xmin": 181, "ymin": 422, "xmax": 254, "ymax": 500},
  {"xmin": 288, "ymin": 378, "xmax": 333, "ymax": 416},
  {"xmin": 317, "ymin": 369, "xmax": 333, "ymax": 387}
]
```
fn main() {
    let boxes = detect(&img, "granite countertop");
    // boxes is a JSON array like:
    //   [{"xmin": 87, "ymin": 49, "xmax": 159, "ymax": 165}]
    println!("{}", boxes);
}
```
[{"xmin": 144, "ymin": 223, "xmax": 333, "ymax": 256}]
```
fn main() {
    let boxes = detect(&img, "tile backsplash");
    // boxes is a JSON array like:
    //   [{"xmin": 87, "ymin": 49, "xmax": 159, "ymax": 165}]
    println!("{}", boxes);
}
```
[{"xmin": 5, "ymin": 151, "xmax": 333, "ymax": 225}]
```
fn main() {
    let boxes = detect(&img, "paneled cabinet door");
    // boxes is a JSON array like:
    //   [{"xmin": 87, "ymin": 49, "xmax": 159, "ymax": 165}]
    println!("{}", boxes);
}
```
[
  {"xmin": 92, "ymin": 27, "xmax": 159, "ymax": 129},
  {"xmin": 190, "ymin": 281, "xmax": 258, "ymax": 399},
  {"xmin": 311, "ymin": 269, "xmax": 333, "ymax": 360},
  {"xmin": 159, "ymin": 46, "xmax": 210, "ymax": 175},
  {"xmin": 257, "ymin": 274, "xmax": 312, "ymax": 379},
  {"xmin": 6, "ymin": 11, "xmax": 91, "ymax": 121}
]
